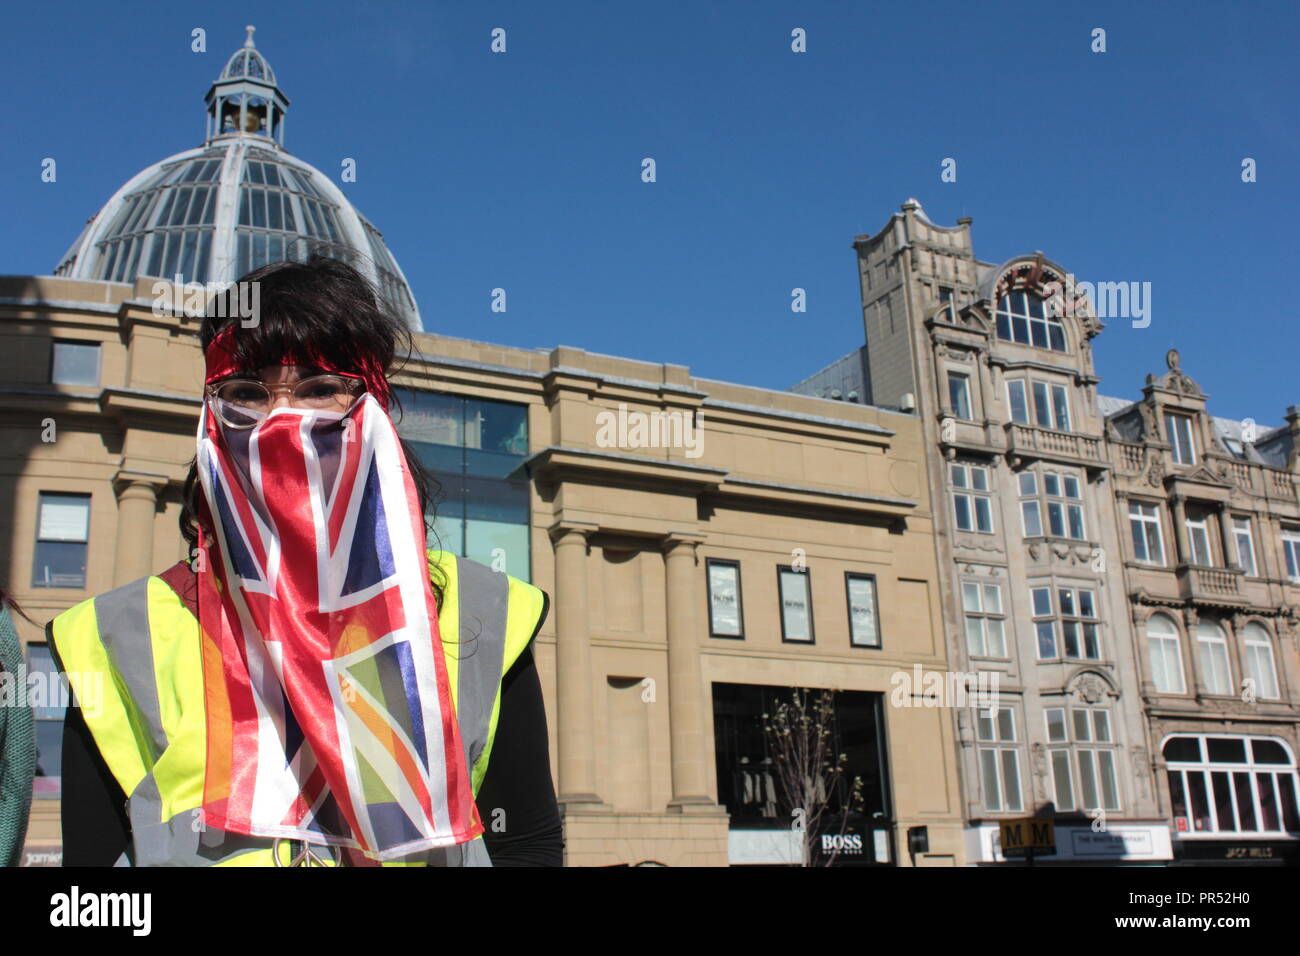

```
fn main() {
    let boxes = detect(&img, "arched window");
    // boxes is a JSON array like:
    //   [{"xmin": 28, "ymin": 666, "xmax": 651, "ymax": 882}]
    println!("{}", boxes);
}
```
[
  {"xmin": 1195, "ymin": 620, "xmax": 1233, "ymax": 696},
  {"xmin": 995, "ymin": 291, "xmax": 1067, "ymax": 352},
  {"xmin": 1241, "ymin": 623, "xmax": 1280, "ymax": 700},
  {"xmin": 1163, "ymin": 735, "xmax": 1300, "ymax": 835},
  {"xmin": 1146, "ymin": 614, "xmax": 1185, "ymax": 694}
]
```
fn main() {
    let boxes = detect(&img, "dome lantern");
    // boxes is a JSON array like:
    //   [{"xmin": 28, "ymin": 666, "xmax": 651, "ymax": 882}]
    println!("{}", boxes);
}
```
[{"xmin": 204, "ymin": 25, "xmax": 290, "ymax": 146}]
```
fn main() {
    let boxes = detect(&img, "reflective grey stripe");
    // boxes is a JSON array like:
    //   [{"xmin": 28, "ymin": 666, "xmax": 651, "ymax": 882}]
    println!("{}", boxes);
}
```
[
  {"xmin": 93, "ymin": 577, "xmax": 167, "ymax": 761},
  {"xmin": 453, "ymin": 556, "xmax": 509, "ymax": 776}
]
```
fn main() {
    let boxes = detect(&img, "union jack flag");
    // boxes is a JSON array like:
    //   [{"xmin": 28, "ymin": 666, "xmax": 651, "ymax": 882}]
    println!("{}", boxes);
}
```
[{"xmin": 194, "ymin": 392, "xmax": 482, "ymax": 860}]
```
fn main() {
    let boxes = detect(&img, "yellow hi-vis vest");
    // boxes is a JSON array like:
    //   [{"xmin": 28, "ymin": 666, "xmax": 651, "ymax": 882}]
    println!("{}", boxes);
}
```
[{"xmin": 49, "ymin": 549, "xmax": 546, "ymax": 867}]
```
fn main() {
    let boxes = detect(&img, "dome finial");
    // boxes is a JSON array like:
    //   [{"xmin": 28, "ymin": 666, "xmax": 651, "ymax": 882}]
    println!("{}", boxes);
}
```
[{"xmin": 244, "ymin": 24, "xmax": 256, "ymax": 48}]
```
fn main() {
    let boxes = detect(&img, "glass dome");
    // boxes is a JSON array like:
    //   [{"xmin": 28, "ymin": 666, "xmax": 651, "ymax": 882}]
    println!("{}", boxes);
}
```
[{"xmin": 52, "ymin": 28, "xmax": 421, "ymax": 331}]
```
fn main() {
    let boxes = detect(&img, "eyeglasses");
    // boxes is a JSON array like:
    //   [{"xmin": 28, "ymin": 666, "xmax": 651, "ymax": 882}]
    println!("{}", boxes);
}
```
[{"xmin": 205, "ymin": 373, "xmax": 364, "ymax": 428}]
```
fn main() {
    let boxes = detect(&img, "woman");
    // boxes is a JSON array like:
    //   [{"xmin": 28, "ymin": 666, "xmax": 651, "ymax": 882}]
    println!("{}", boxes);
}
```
[
  {"xmin": 0, "ymin": 588, "xmax": 36, "ymax": 867},
  {"xmin": 50, "ymin": 255, "xmax": 562, "ymax": 866}
]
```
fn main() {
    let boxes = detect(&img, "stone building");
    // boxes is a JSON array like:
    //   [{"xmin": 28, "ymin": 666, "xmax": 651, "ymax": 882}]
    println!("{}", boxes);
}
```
[
  {"xmin": 796, "ymin": 199, "xmax": 1174, "ymax": 863},
  {"xmin": 0, "ymin": 32, "xmax": 965, "ymax": 866},
  {"xmin": 1102, "ymin": 356, "xmax": 1300, "ymax": 865}
]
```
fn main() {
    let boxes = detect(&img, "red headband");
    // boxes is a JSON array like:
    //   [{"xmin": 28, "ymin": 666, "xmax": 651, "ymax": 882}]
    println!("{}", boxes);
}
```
[{"xmin": 203, "ymin": 324, "xmax": 393, "ymax": 411}]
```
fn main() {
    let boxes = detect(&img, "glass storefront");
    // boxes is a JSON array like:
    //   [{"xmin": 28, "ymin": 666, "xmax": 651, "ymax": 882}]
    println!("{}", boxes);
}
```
[
  {"xmin": 392, "ymin": 389, "xmax": 531, "ymax": 582},
  {"xmin": 711, "ymin": 682, "xmax": 893, "ymax": 865}
]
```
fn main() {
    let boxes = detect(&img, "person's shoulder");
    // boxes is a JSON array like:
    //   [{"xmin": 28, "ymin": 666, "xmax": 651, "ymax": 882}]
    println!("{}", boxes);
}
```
[
  {"xmin": 425, "ymin": 549, "xmax": 547, "ymax": 605},
  {"xmin": 50, "ymin": 562, "xmax": 191, "ymax": 626}
]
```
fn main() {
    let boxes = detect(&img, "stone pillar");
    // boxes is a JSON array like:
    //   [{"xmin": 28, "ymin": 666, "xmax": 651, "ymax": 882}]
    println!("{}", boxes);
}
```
[
  {"xmin": 112, "ymin": 473, "xmax": 167, "ymax": 587},
  {"xmin": 1215, "ymin": 505, "xmax": 1235, "ymax": 569},
  {"xmin": 550, "ymin": 524, "xmax": 601, "ymax": 805},
  {"xmin": 1169, "ymin": 495, "xmax": 1189, "ymax": 565},
  {"xmin": 662, "ymin": 534, "xmax": 715, "ymax": 811}
]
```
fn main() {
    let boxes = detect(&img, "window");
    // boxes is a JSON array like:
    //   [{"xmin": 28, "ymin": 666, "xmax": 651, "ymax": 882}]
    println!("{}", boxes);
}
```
[
  {"xmin": 947, "ymin": 371, "xmax": 972, "ymax": 420},
  {"xmin": 1058, "ymin": 586, "xmax": 1101, "ymax": 659},
  {"xmin": 1231, "ymin": 517, "xmax": 1257, "ymax": 576},
  {"xmin": 1020, "ymin": 470, "xmax": 1085, "ymax": 540},
  {"xmin": 1006, "ymin": 378, "xmax": 1070, "ymax": 430},
  {"xmin": 1031, "ymin": 586, "xmax": 1057, "ymax": 659},
  {"xmin": 1018, "ymin": 473, "xmax": 1042, "ymax": 536},
  {"xmin": 976, "ymin": 707, "xmax": 1023, "ymax": 812},
  {"xmin": 1184, "ymin": 508, "xmax": 1213, "ymax": 566},
  {"xmin": 712, "ymin": 683, "xmax": 892, "ymax": 843},
  {"xmin": 962, "ymin": 581, "xmax": 1006, "ymax": 657},
  {"xmin": 1032, "ymin": 585, "xmax": 1100, "ymax": 660},
  {"xmin": 1240, "ymin": 623, "xmax": 1280, "ymax": 700},
  {"xmin": 1045, "ymin": 706, "xmax": 1121, "ymax": 812},
  {"xmin": 26, "ymin": 644, "xmax": 69, "ymax": 799},
  {"xmin": 1006, "ymin": 380, "xmax": 1030, "ymax": 425},
  {"xmin": 1281, "ymin": 527, "xmax": 1300, "ymax": 583},
  {"xmin": 777, "ymin": 567, "xmax": 814, "ymax": 643},
  {"xmin": 32, "ymin": 492, "xmax": 90, "ymax": 588},
  {"xmin": 393, "ymin": 389, "xmax": 531, "ymax": 581},
  {"xmin": 845, "ymin": 573, "xmax": 881, "ymax": 648},
  {"xmin": 1165, "ymin": 412, "xmax": 1196, "ymax": 465},
  {"xmin": 994, "ymin": 291, "xmax": 1067, "ymax": 352},
  {"xmin": 951, "ymin": 463, "xmax": 994, "ymax": 534},
  {"xmin": 1164, "ymin": 735, "xmax": 1300, "ymax": 835},
  {"xmin": 706, "ymin": 559, "xmax": 744, "ymax": 638},
  {"xmin": 50, "ymin": 341, "xmax": 101, "ymax": 386},
  {"xmin": 1196, "ymin": 621, "xmax": 1233, "ymax": 696},
  {"xmin": 1146, "ymin": 613, "xmax": 1187, "ymax": 694},
  {"xmin": 1129, "ymin": 501, "xmax": 1166, "ymax": 565}
]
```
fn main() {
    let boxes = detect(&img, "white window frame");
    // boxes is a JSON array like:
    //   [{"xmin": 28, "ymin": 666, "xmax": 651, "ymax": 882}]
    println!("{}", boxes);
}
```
[
  {"xmin": 1240, "ymin": 623, "xmax": 1280, "ymax": 700},
  {"xmin": 1048, "ymin": 706, "xmax": 1121, "ymax": 812},
  {"xmin": 1231, "ymin": 516, "xmax": 1257, "ymax": 576},
  {"xmin": 1163, "ymin": 734, "xmax": 1300, "ymax": 836},
  {"xmin": 1185, "ymin": 512, "xmax": 1213, "ymax": 566},
  {"xmin": 1129, "ymin": 500, "xmax": 1166, "ymax": 565},
  {"xmin": 1146, "ymin": 613, "xmax": 1187, "ymax": 695},
  {"xmin": 995, "ymin": 291, "xmax": 1067, "ymax": 352},
  {"xmin": 1165, "ymin": 411, "xmax": 1196, "ymax": 465},
  {"xmin": 951, "ymin": 463, "xmax": 994, "ymax": 534},
  {"xmin": 976, "ymin": 707, "xmax": 1023, "ymax": 813},
  {"xmin": 962, "ymin": 581, "xmax": 1007, "ymax": 658},
  {"xmin": 1281, "ymin": 527, "xmax": 1300, "ymax": 583},
  {"xmin": 1195, "ymin": 621, "xmax": 1234, "ymax": 696},
  {"xmin": 1006, "ymin": 379, "xmax": 1030, "ymax": 425},
  {"xmin": 1018, "ymin": 472, "xmax": 1042, "ymax": 537},
  {"xmin": 1031, "ymin": 585, "xmax": 1057, "ymax": 659},
  {"xmin": 947, "ymin": 370, "xmax": 972, "ymax": 420},
  {"xmin": 1056, "ymin": 585, "xmax": 1101, "ymax": 660}
]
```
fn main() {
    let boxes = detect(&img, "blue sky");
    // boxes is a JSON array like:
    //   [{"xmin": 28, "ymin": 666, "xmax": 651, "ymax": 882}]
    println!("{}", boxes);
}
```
[{"xmin": 2, "ymin": 1, "xmax": 1297, "ymax": 424}]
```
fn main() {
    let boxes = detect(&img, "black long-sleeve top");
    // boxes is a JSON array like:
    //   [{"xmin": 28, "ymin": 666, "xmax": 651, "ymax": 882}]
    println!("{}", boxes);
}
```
[{"xmin": 54, "ymin": 565, "xmax": 563, "ymax": 867}]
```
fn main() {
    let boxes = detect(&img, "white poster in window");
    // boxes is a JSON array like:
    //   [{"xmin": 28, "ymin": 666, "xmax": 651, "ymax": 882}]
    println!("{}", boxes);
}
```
[
  {"xmin": 780, "ymin": 570, "xmax": 812, "ymax": 642},
  {"xmin": 39, "ymin": 498, "xmax": 89, "ymax": 541},
  {"xmin": 708, "ymin": 563, "xmax": 741, "ymax": 636},
  {"xmin": 848, "ymin": 576, "xmax": 879, "ymax": 647},
  {"xmin": 873, "ymin": 828, "xmax": 890, "ymax": 863}
]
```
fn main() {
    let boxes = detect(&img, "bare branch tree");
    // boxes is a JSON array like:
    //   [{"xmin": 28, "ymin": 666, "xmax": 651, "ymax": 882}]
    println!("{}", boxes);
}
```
[{"xmin": 762, "ymin": 687, "xmax": 865, "ymax": 866}]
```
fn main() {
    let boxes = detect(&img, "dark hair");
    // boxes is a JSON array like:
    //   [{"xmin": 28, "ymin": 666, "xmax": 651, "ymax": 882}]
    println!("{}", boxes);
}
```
[
  {"xmin": 179, "ymin": 255, "xmax": 446, "ymax": 606},
  {"xmin": 0, "ymin": 586, "xmax": 34, "ymax": 625}
]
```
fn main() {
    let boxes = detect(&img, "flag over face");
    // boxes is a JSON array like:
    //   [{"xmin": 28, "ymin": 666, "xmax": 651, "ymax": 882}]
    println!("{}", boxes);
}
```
[{"xmin": 194, "ymin": 392, "xmax": 482, "ymax": 860}]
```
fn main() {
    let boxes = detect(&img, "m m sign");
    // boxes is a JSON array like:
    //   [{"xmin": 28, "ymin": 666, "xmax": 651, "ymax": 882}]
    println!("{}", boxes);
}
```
[{"xmin": 999, "ymin": 817, "xmax": 1056, "ymax": 857}]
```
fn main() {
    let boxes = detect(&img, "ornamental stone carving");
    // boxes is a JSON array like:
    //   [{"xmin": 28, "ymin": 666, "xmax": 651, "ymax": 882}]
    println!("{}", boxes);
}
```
[{"xmin": 1072, "ymin": 673, "xmax": 1109, "ymax": 704}]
